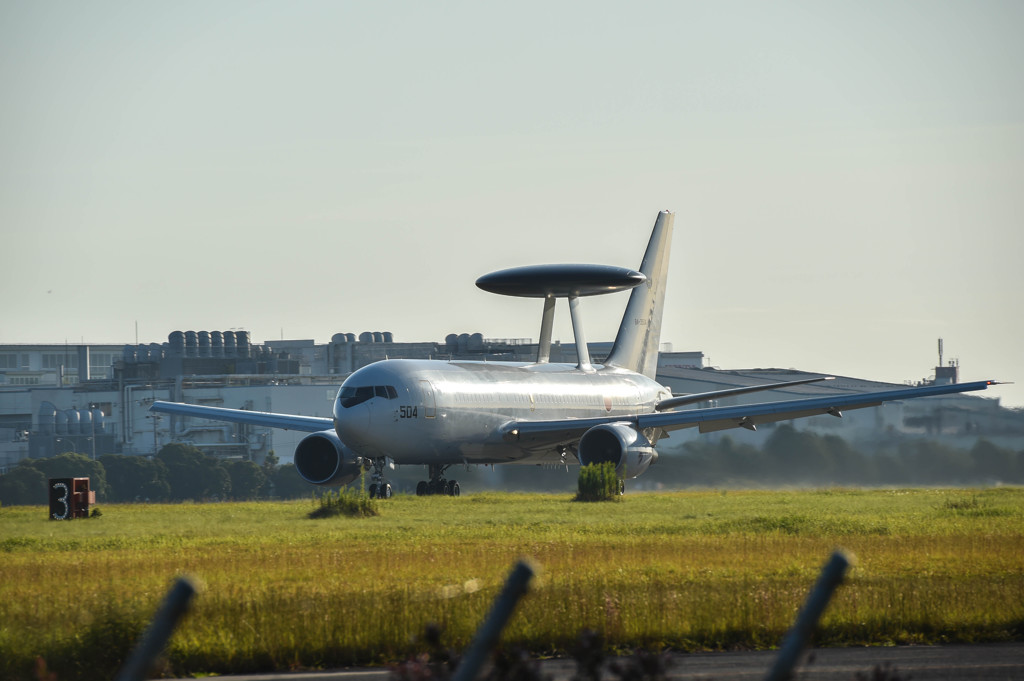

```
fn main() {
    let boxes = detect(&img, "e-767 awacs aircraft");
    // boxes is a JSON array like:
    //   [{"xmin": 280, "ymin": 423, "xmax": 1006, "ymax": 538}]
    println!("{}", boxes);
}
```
[{"xmin": 151, "ymin": 211, "xmax": 999, "ymax": 497}]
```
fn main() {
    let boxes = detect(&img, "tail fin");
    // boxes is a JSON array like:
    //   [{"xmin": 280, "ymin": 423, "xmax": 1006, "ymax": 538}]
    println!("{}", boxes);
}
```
[{"xmin": 604, "ymin": 211, "xmax": 674, "ymax": 378}]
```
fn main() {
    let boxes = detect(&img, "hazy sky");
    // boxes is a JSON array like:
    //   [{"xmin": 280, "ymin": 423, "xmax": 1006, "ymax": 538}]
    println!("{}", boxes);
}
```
[{"xmin": 2, "ymin": 1, "xmax": 1022, "ymax": 407}]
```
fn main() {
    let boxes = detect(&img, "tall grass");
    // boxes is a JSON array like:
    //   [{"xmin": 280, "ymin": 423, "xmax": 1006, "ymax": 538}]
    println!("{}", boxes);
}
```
[{"xmin": 1, "ymin": 488, "xmax": 1022, "ymax": 680}]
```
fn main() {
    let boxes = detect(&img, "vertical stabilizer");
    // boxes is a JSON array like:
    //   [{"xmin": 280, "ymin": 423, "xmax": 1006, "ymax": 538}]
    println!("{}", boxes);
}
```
[{"xmin": 604, "ymin": 211, "xmax": 674, "ymax": 378}]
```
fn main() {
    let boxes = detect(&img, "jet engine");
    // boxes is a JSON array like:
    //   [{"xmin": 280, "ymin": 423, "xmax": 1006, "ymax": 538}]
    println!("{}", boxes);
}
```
[
  {"xmin": 293, "ymin": 430, "xmax": 363, "ymax": 485},
  {"xmin": 577, "ymin": 422, "xmax": 658, "ymax": 479}
]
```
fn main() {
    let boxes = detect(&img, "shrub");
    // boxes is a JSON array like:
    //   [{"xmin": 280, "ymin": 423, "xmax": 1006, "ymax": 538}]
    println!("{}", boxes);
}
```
[
  {"xmin": 309, "ymin": 486, "xmax": 379, "ymax": 518},
  {"xmin": 575, "ymin": 462, "xmax": 622, "ymax": 502}
]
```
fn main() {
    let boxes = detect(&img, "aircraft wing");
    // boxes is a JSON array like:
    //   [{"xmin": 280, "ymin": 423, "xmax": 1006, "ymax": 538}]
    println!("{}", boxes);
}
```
[
  {"xmin": 150, "ymin": 401, "xmax": 334, "ymax": 433},
  {"xmin": 639, "ymin": 379, "xmax": 998, "ymax": 434},
  {"xmin": 502, "ymin": 380, "xmax": 998, "ymax": 448}
]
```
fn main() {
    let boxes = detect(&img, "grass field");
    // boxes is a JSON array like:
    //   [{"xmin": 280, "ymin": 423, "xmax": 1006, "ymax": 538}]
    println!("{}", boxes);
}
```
[{"xmin": 2, "ymin": 488, "xmax": 1023, "ymax": 680}]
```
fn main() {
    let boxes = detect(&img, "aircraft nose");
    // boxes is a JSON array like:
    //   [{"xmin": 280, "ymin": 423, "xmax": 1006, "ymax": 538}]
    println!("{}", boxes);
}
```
[{"xmin": 334, "ymin": 399, "xmax": 370, "ymax": 444}]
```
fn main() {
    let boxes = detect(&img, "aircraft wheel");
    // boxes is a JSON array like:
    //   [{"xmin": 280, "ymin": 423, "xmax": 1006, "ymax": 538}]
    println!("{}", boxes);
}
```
[
  {"xmin": 384, "ymin": 483, "xmax": 393, "ymax": 499},
  {"xmin": 442, "ymin": 480, "xmax": 453, "ymax": 496},
  {"xmin": 368, "ymin": 483, "xmax": 379, "ymax": 499},
  {"xmin": 416, "ymin": 481, "xmax": 427, "ymax": 496},
  {"xmin": 450, "ymin": 481, "xmax": 460, "ymax": 497}
]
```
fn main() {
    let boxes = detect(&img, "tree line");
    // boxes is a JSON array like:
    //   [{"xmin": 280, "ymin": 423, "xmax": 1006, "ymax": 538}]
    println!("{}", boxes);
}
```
[
  {"xmin": 661, "ymin": 425, "xmax": 1024, "ymax": 488},
  {"xmin": 0, "ymin": 443, "xmax": 317, "ymax": 506},
  {"xmin": 2, "ymin": 427, "xmax": 1022, "ymax": 505}
]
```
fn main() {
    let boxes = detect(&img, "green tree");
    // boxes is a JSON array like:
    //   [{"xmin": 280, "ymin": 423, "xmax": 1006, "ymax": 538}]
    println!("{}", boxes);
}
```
[
  {"xmin": 763, "ymin": 425, "xmax": 835, "ymax": 485},
  {"xmin": 99, "ymin": 454, "xmax": 170, "ymax": 502},
  {"xmin": 0, "ymin": 464, "xmax": 47, "ymax": 506},
  {"xmin": 156, "ymin": 443, "xmax": 231, "ymax": 501},
  {"xmin": 896, "ymin": 440, "xmax": 971, "ymax": 484},
  {"xmin": 27, "ymin": 452, "xmax": 109, "ymax": 500},
  {"xmin": 675, "ymin": 436, "xmax": 763, "ymax": 486},
  {"xmin": 970, "ymin": 439, "xmax": 1017, "ymax": 483},
  {"xmin": 259, "ymin": 450, "xmax": 280, "ymax": 497},
  {"xmin": 712, "ymin": 436, "xmax": 765, "ymax": 484},
  {"xmin": 224, "ymin": 460, "xmax": 267, "ymax": 500},
  {"xmin": 822, "ymin": 434, "xmax": 872, "ymax": 485},
  {"xmin": 261, "ymin": 450, "xmax": 280, "ymax": 473},
  {"xmin": 270, "ymin": 463, "xmax": 315, "ymax": 499}
]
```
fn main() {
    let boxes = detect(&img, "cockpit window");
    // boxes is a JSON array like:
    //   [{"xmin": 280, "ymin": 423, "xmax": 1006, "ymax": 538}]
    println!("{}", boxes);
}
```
[
  {"xmin": 340, "ymin": 386, "xmax": 374, "ymax": 408},
  {"xmin": 339, "ymin": 385, "xmax": 398, "ymax": 408}
]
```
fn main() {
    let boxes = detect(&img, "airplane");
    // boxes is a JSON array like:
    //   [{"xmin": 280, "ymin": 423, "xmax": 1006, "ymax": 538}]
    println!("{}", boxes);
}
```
[{"xmin": 150, "ymin": 211, "xmax": 1000, "ymax": 497}]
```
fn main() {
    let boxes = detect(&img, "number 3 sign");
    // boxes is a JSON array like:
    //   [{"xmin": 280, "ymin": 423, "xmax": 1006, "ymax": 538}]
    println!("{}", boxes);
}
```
[{"xmin": 48, "ymin": 478, "xmax": 95, "ymax": 520}]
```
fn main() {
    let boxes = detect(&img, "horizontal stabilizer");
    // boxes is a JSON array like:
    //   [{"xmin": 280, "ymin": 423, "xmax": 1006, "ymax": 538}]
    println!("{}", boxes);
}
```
[{"xmin": 655, "ymin": 376, "xmax": 834, "ymax": 411}]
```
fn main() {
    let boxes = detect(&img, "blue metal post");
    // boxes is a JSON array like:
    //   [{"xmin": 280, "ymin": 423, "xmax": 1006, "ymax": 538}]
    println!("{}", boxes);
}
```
[
  {"xmin": 114, "ymin": 577, "xmax": 197, "ymax": 681},
  {"xmin": 452, "ymin": 560, "xmax": 535, "ymax": 681},
  {"xmin": 764, "ymin": 550, "xmax": 853, "ymax": 681}
]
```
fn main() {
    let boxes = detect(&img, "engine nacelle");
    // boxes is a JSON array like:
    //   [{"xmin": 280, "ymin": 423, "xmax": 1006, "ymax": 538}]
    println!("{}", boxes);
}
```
[
  {"xmin": 293, "ymin": 430, "xmax": 363, "ymax": 486},
  {"xmin": 578, "ymin": 422, "xmax": 658, "ymax": 479}
]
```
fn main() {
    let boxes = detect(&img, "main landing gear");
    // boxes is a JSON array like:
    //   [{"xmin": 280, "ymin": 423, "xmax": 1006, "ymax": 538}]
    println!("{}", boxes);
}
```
[
  {"xmin": 416, "ymin": 464, "xmax": 460, "ymax": 497},
  {"xmin": 367, "ymin": 458, "xmax": 393, "ymax": 499}
]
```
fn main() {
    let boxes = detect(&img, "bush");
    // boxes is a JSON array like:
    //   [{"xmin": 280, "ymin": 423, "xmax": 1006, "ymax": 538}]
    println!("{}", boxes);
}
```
[
  {"xmin": 575, "ymin": 462, "xmax": 622, "ymax": 502},
  {"xmin": 309, "ymin": 486, "xmax": 379, "ymax": 518}
]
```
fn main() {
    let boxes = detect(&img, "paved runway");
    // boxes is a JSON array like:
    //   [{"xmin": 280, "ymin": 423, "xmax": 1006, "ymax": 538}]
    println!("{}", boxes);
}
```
[{"xmin": 192, "ymin": 642, "xmax": 1024, "ymax": 681}]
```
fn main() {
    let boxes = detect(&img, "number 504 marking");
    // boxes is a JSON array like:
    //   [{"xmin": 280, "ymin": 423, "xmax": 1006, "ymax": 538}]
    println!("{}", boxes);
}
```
[{"xmin": 399, "ymin": 406, "xmax": 418, "ymax": 419}]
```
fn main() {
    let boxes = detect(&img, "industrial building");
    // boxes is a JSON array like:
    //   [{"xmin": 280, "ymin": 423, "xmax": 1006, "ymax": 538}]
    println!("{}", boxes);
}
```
[{"xmin": 0, "ymin": 330, "xmax": 1017, "ymax": 473}]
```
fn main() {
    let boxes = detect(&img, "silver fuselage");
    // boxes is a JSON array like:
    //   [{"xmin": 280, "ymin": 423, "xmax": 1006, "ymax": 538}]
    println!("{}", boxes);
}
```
[{"xmin": 333, "ymin": 359, "xmax": 669, "ymax": 465}]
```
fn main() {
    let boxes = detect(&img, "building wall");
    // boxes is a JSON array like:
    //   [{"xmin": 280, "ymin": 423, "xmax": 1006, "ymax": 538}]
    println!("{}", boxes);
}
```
[{"xmin": 0, "ymin": 344, "xmax": 122, "ymax": 386}]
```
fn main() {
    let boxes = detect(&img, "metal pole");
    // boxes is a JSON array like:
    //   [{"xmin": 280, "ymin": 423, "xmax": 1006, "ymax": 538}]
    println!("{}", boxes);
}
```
[
  {"xmin": 114, "ymin": 577, "xmax": 197, "ymax": 681},
  {"xmin": 764, "ymin": 550, "xmax": 853, "ymax": 681},
  {"xmin": 451, "ymin": 560, "xmax": 535, "ymax": 681}
]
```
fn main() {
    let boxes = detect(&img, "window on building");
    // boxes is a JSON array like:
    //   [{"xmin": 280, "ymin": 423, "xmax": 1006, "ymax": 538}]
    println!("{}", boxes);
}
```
[
  {"xmin": 89, "ymin": 352, "xmax": 115, "ymax": 379},
  {"xmin": 42, "ymin": 353, "xmax": 78, "ymax": 370},
  {"xmin": 0, "ymin": 354, "xmax": 17, "ymax": 369}
]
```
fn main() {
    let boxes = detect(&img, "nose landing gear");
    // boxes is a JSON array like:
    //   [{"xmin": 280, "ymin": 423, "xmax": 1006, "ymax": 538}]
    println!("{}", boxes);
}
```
[
  {"xmin": 367, "ymin": 457, "xmax": 393, "ymax": 499},
  {"xmin": 416, "ymin": 464, "xmax": 460, "ymax": 497}
]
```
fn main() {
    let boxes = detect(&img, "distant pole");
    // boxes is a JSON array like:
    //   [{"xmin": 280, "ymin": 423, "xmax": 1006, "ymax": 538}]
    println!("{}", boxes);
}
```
[
  {"xmin": 90, "ymin": 404, "xmax": 96, "ymax": 460},
  {"xmin": 150, "ymin": 414, "xmax": 161, "ymax": 455}
]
